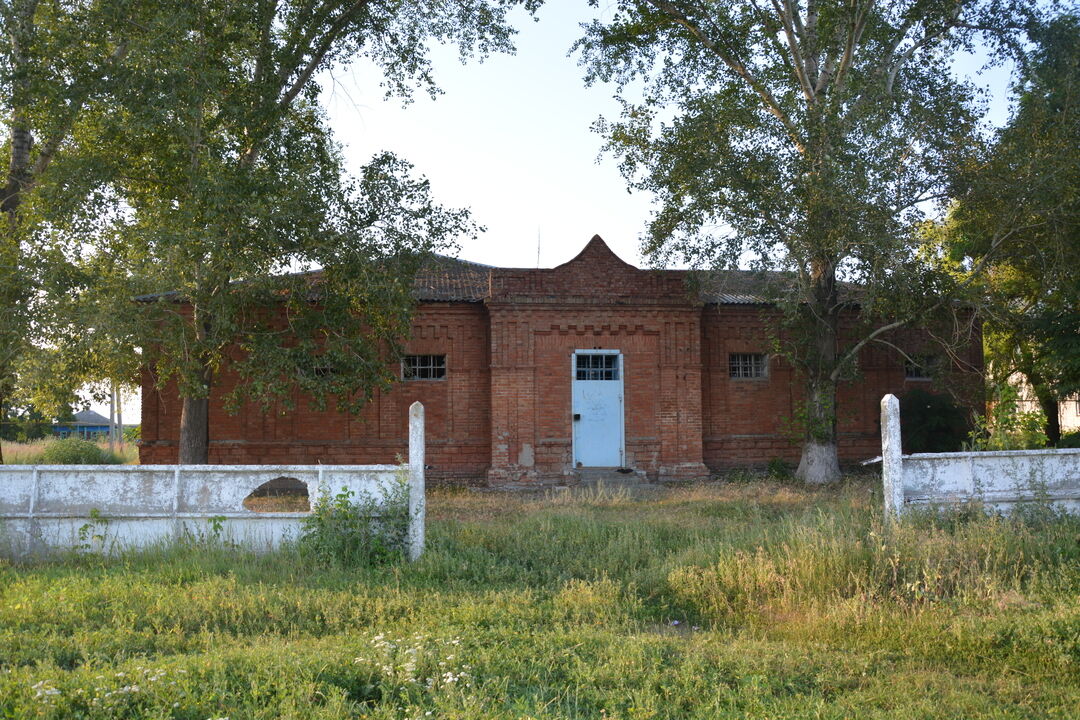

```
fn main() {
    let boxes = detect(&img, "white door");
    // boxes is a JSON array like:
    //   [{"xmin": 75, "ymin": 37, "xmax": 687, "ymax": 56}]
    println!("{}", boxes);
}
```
[{"xmin": 572, "ymin": 351, "xmax": 624, "ymax": 467}]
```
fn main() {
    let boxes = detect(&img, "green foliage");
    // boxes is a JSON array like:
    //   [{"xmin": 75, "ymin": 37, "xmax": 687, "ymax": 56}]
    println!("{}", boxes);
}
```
[
  {"xmin": 3, "ymin": 0, "xmax": 542, "ymax": 463},
  {"xmin": 39, "ymin": 437, "xmax": 122, "ymax": 465},
  {"xmin": 0, "ymin": 0, "xmax": 162, "ymax": 461},
  {"xmin": 299, "ymin": 479, "xmax": 409, "ymax": 567},
  {"xmin": 2, "ymin": 438, "xmax": 137, "ymax": 465},
  {"xmin": 3, "ymin": 482, "xmax": 1080, "ymax": 718},
  {"xmin": 76, "ymin": 508, "xmax": 111, "ymax": 552},
  {"xmin": 947, "ymin": 14, "xmax": 1080, "ymax": 445},
  {"xmin": 899, "ymin": 389, "xmax": 970, "ymax": 453},
  {"xmin": 1059, "ymin": 431, "xmax": 1080, "ymax": 449},
  {"xmin": 968, "ymin": 383, "xmax": 1049, "ymax": 451},
  {"xmin": 766, "ymin": 457, "xmax": 794, "ymax": 481},
  {"xmin": 574, "ymin": 0, "xmax": 1028, "ymax": 480},
  {"xmin": 0, "ymin": 402, "xmax": 51, "ymax": 442}
]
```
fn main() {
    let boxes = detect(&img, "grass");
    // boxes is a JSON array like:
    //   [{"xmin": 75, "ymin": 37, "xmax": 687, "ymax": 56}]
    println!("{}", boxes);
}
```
[
  {"xmin": 1, "ymin": 438, "xmax": 138, "ymax": 465},
  {"xmin": 2, "ymin": 479, "xmax": 1079, "ymax": 718}
]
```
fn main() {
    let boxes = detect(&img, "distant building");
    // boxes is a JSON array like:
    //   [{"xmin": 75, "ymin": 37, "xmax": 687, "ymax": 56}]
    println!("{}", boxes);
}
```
[
  {"xmin": 1014, "ymin": 378, "xmax": 1080, "ymax": 433},
  {"xmin": 1065, "ymin": 400, "xmax": 1080, "ymax": 433},
  {"xmin": 53, "ymin": 410, "xmax": 112, "ymax": 439},
  {"xmin": 139, "ymin": 236, "xmax": 983, "ymax": 483}
]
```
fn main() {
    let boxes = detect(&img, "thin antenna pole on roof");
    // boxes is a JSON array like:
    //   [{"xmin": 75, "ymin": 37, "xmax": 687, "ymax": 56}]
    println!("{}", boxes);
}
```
[{"xmin": 536, "ymin": 226, "xmax": 541, "ymax": 268}]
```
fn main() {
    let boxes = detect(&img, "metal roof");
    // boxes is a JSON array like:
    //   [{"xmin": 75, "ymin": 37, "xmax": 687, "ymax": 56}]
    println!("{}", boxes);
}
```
[
  {"xmin": 135, "ymin": 254, "xmax": 810, "ymax": 306},
  {"xmin": 65, "ymin": 410, "xmax": 111, "ymax": 426},
  {"xmin": 412, "ymin": 255, "xmax": 492, "ymax": 302}
]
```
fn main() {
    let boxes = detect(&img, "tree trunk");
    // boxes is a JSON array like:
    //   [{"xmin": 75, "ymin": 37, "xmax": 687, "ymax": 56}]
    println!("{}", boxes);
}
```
[
  {"xmin": 1024, "ymin": 367, "xmax": 1061, "ymax": 447},
  {"xmin": 2, "ymin": 124, "xmax": 32, "ymax": 215},
  {"xmin": 1, "ymin": 4, "xmax": 39, "ymax": 467},
  {"xmin": 795, "ymin": 257, "xmax": 842, "ymax": 484},
  {"xmin": 1034, "ymin": 390, "xmax": 1061, "ymax": 447},
  {"xmin": 796, "ymin": 375, "xmax": 841, "ymax": 484},
  {"xmin": 3, "ymin": 0, "xmax": 37, "ymax": 216},
  {"xmin": 178, "ymin": 364, "xmax": 212, "ymax": 464}
]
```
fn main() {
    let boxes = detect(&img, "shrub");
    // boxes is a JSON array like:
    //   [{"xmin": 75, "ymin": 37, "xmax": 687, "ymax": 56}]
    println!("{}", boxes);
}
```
[
  {"xmin": 766, "ymin": 457, "xmax": 793, "ymax": 480},
  {"xmin": 40, "ymin": 437, "xmax": 122, "ymax": 465},
  {"xmin": 968, "ymin": 383, "xmax": 1049, "ymax": 450},
  {"xmin": 900, "ymin": 388, "xmax": 969, "ymax": 453},
  {"xmin": 299, "ymin": 476, "xmax": 410, "ymax": 567},
  {"xmin": 1059, "ymin": 431, "xmax": 1080, "ymax": 449}
]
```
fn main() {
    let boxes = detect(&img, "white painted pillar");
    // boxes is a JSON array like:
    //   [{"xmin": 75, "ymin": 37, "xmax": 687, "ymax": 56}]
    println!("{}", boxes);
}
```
[
  {"xmin": 108, "ymin": 386, "xmax": 116, "ymax": 451},
  {"xmin": 881, "ymin": 394, "xmax": 904, "ymax": 520},
  {"xmin": 116, "ymin": 389, "xmax": 123, "ymax": 446},
  {"xmin": 407, "ymin": 401, "xmax": 426, "ymax": 561}
]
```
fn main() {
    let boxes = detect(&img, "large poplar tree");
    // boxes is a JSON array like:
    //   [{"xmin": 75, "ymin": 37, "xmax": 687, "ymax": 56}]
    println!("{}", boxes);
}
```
[
  {"xmin": 31, "ymin": 0, "xmax": 540, "ymax": 464},
  {"xmin": 1, "ymin": 0, "xmax": 152, "ymax": 462},
  {"xmin": 577, "ymin": 0, "xmax": 1040, "ymax": 482}
]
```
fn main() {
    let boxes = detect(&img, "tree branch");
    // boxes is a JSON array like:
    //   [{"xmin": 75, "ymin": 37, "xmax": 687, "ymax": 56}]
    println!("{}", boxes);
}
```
[
  {"xmin": 277, "ymin": 0, "xmax": 371, "ymax": 112},
  {"xmin": 747, "ymin": 0, "xmax": 801, "ymax": 84},
  {"xmin": 883, "ymin": 4, "xmax": 962, "ymax": 96},
  {"xmin": 647, "ymin": 0, "xmax": 806, "ymax": 152},
  {"xmin": 771, "ymin": 0, "xmax": 816, "ymax": 103},
  {"xmin": 236, "ymin": 0, "xmax": 370, "ymax": 168},
  {"xmin": 32, "ymin": 40, "xmax": 131, "ymax": 179},
  {"xmin": 831, "ymin": 218, "xmax": 1048, "ymax": 381},
  {"xmin": 832, "ymin": 0, "xmax": 870, "ymax": 93}
]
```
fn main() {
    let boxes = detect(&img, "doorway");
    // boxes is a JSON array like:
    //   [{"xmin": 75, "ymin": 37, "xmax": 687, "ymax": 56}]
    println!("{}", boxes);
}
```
[{"xmin": 571, "ymin": 351, "xmax": 624, "ymax": 467}]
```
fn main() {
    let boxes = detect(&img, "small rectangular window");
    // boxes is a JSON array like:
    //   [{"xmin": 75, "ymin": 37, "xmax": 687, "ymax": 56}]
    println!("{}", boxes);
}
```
[
  {"xmin": 904, "ymin": 355, "xmax": 936, "ymax": 380},
  {"xmin": 576, "ymin": 353, "xmax": 619, "ymax": 381},
  {"xmin": 402, "ymin": 354, "xmax": 446, "ymax": 380},
  {"xmin": 729, "ymin": 353, "xmax": 767, "ymax": 379}
]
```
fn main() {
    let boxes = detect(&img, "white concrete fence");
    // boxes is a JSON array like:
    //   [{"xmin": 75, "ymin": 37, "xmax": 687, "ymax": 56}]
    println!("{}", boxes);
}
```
[
  {"xmin": 881, "ymin": 394, "xmax": 1080, "ymax": 518},
  {"xmin": 1, "ymin": 402, "xmax": 426, "ymax": 560}
]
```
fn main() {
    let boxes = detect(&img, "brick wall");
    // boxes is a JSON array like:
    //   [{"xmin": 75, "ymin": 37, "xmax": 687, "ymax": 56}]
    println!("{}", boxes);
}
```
[
  {"xmin": 481, "ymin": 237, "xmax": 709, "ymax": 482},
  {"xmin": 140, "ymin": 303, "xmax": 491, "ymax": 483},
  {"xmin": 700, "ymin": 306, "xmax": 802, "ymax": 467},
  {"xmin": 700, "ymin": 306, "xmax": 984, "ymax": 469},
  {"xmin": 484, "ymin": 306, "xmax": 707, "ymax": 482},
  {"xmin": 140, "ymin": 237, "xmax": 983, "ymax": 483}
]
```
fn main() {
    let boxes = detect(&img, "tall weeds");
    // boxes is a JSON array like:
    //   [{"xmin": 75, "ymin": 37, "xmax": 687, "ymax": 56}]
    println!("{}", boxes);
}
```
[
  {"xmin": 1, "ymin": 438, "xmax": 138, "ymax": 465},
  {"xmin": 3, "ymin": 480, "xmax": 1079, "ymax": 719},
  {"xmin": 666, "ymin": 506, "xmax": 1080, "ymax": 626}
]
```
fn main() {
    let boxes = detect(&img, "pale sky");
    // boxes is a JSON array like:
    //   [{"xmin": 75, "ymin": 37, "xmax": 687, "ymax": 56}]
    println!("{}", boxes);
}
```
[
  {"xmin": 321, "ymin": 3, "xmax": 655, "ymax": 270},
  {"xmin": 321, "ymin": 3, "xmax": 1014, "ymax": 272}
]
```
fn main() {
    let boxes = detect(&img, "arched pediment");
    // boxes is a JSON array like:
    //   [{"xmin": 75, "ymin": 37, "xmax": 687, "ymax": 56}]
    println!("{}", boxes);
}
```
[{"xmin": 489, "ymin": 235, "xmax": 694, "ymax": 306}]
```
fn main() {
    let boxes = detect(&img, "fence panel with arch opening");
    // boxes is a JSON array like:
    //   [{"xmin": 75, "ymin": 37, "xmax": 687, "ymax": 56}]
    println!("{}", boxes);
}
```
[{"xmin": 0, "ymin": 403, "xmax": 426, "ymax": 560}]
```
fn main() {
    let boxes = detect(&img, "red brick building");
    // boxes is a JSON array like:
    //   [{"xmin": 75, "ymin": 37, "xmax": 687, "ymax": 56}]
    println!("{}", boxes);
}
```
[{"xmin": 139, "ymin": 236, "xmax": 981, "ymax": 483}]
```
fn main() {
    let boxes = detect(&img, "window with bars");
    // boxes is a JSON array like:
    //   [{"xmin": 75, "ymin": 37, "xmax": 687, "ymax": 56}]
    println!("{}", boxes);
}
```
[
  {"xmin": 575, "ymin": 353, "xmax": 619, "ymax": 381},
  {"xmin": 903, "ymin": 355, "xmax": 936, "ymax": 380},
  {"xmin": 728, "ymin": 353, "xmax": 768, "ymax": 379},
  {"xmin": 402, "ymin": 354, "xmax": 446, "ymax": 380}
]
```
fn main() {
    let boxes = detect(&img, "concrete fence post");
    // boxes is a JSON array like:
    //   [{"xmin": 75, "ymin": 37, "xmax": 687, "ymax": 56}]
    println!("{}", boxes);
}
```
[
  {"xmin": 407, "ymin": 401, "xmax": 426, "ymax": 561},
  {"xmin": 881, "ymin": 394, "xmax": 904, "ymax": 520}
]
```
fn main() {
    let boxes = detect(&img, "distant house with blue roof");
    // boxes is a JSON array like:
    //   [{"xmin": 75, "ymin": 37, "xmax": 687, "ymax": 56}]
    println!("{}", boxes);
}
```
[{"xmin": 53, "ymin": 410, "xmax": 113, "ymax": 439}]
